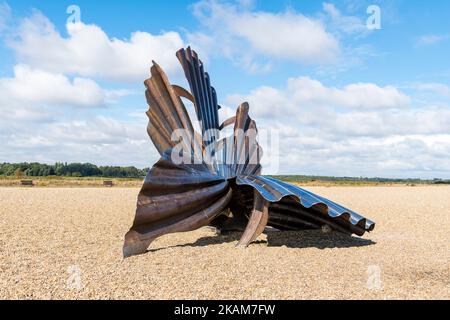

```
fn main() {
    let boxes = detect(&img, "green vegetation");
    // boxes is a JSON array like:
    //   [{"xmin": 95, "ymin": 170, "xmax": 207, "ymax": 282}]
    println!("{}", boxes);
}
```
[
  {"xmin": 269, "ymin": 175, "xmax": 450, "ymax": 186},
  {"xmin": 0, "ymin": 162, "xmax": 149, "ymax": 178},
  {"xmin": 1, "ymin": 163, "xmax": 449, "ymax": 187}
]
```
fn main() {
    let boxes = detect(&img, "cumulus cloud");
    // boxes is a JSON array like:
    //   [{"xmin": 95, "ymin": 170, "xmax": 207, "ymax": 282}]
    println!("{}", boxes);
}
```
[
  {"xmin": 407, "ymin": 82, "xmax": 450, "ymax": 98},
  {"xmin": 321, "ymin": 3, "xmax": 369, "ymax": 37},
  {"xmin": 231, "ymin": 12, "xmax": 338, "ymax": 62},
  {"xmin": 227, "ymin": 76, "xmax": 410, "ymax": 119},
  {"xmin": 0, "ymin": 116, "xmax": 156, "ymax": 167},
  {"xmin": 7, "ymin": 11, "xmax": 185, "ymax": 82},
  {"xmin": 45, "ymin": 117, "xmax": 142, "ymax": 144},
  {"xmin": 0, "ymin": 64, "xmax": 112, "ymax": 126},
  {"xmin": 0, "ymin": 65, "xmax": 106, "ymax": 108},
  {"xmin": 226, "ymin": 78, "xmax": 450, "ymax": 139},
  {"xmin": 257, "ymin": 121, "xmax": 450, "ymax": 178},
  {"xmin": 0, "ymin": 2, "xmax": 11, "ymax": 33},
  {"xmin": 189, "ymin": 0, "xmax": 340, "ymax": 71},
  {"xmin": 224, "ymin": 78, "xmax": 450, "ymax": 178},
  {"xmin": 0, "ymin": 9, "xmax": 167, "ymax": 167},
  {"xmin": 416, "ymin": 34, "xmax": 449, "ymax": 46}
]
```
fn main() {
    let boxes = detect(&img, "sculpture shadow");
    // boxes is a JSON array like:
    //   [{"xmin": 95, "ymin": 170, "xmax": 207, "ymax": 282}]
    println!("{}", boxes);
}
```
[
  {"xmin": 147, "ymin": 229, "xmax": 375, "ymax": 253},
  {"xmin": 146, "ymin": 231, "xmax": 251, "ymax": 253},
  {"xmin": 265, "ymin": 230, "xmax": 376, "ymax": 249}
]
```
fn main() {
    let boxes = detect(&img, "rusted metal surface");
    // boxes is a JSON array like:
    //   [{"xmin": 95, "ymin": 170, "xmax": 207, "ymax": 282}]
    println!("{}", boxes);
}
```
[
  {"xmin": 236, "ymin": 191, "xmax": 269, "ymax": 247},
  {"xmin": 123, "ymin": 47, "xmax": 375, "ymax": 257}
]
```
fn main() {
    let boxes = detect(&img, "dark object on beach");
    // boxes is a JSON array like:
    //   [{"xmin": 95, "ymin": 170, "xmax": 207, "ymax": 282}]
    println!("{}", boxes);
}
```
[
  {"xmin": 103, "ymin": 180, "xmax": 114, "ymax": 187},
  {"xmin": 123, "ymin": 47, "xmax": 375, "ymax": 257},
  {"xmin": 20, "ymin": 180, "xmax": 34, "ymax": 186}
]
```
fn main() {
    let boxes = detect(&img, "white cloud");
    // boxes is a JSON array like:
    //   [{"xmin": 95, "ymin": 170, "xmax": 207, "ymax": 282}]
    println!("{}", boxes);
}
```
[
  {"xmin": 0, "ymin": 64, "xmax": 110, "ymax": 124},
  {"xmin": 324, "ymin": 107, "xmax": 450, "ymax": 137},
  {"xmin": 231, "ymin": 12, "xmax": 338, "ymax": 62},
  {"xmin": 262, "ymin": 122, "xmax": 450, "ymax": 178},
  {"xmin": 407, "ymin": 82, "xmax": 450, "ymax": 98},
  {"xmin": 0, "ymin": 9, "xmax": 167, "ymax": 167},
  {"xmin": 104, "ymin": 89, "xmax": 140, "ymax": 104},
  {"xmin": 189, "ymin": 0, "xmax": 340, "ymax": 71},
  {"xmin": 416, "ymin": 34, "xmax": 449, "ymax": 46},
  {"xmin": 0, "ymin": 65, "xmax": 106, "ymax": 107},
  {"xmin": 321, "ymin": 3, "xmax": 368, "ymax": 36},
  {"xmin": 225, "ymin": 78, "xmax": 450, "ymax": 178},
  {"xmin": 227, "ymin": 76, "xmax": 410, "ymax": 118},
  {"xmin": 0, "ymin": 116, "xmax": 156, "ymax": 167},
  {"xmin": 45, "ymin": 116, "xmax": 145, "ymax": 145},
  {"xmin": 0, "ymin": 2, "xmax": 11, "ymax": 33},
  {"xmin": 8, "ymin": 11, "xmax": 185, "ymax": 82}
]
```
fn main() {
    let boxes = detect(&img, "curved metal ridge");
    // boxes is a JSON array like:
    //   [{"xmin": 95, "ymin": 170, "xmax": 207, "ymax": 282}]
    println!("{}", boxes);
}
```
[
  {"xmin": 176, "ymin": 47, "xmax": 220, "ymax": 136},
  {"xmin": 236, "ymin": 175, "xmax": 375, "ymax": 232}
]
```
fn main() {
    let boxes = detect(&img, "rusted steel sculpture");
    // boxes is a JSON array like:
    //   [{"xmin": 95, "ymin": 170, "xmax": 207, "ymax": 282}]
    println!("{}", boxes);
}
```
[{"xmin": 123, "ymin": 47, "xmax": 375, "ymax": 257}]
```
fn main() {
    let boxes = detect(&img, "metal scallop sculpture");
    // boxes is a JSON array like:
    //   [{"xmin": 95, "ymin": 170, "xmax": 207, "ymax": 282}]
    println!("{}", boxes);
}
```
[{"xmin": 123, "ymin": 47, "xmax": 375, "ymax": 257}]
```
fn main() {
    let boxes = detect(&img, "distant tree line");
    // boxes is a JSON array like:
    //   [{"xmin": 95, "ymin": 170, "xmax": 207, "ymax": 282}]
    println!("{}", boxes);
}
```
[
  {"xmin": 269, "ymin": 175, "xmax": 450, "ymax": 185},
  {"xmin": 2, "ymin": 163, "xmax": 449, "ymax": 183},
  {"xmin": 0, "ymin": 162, "xmax": 149, "ymax": 178}
]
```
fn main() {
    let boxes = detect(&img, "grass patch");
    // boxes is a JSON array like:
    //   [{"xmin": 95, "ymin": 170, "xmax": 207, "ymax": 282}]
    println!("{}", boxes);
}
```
[
  {"xmin": 0, "ymin": 174, "xmax": 442, "ymax": 187},
  {"xmin": 0, "ymin": 176, "xmax": 143, "ymax": 188}
]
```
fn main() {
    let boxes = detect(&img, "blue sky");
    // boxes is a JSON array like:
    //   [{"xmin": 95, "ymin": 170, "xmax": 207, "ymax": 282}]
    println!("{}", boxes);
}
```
[{"xmin": 0, "ymin": 0, "xmax": 450, "ymax": 178}]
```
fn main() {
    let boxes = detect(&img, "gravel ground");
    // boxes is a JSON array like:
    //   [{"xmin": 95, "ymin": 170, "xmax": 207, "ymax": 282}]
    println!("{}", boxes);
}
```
[{"xmin": 0, "ymin": 187, "xmax": 449, "ymax": 300}]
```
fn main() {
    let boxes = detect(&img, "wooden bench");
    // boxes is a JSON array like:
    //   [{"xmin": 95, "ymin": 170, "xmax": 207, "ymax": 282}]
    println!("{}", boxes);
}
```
[
  {"xmin": 103, "ymin": 180, "xmax": 114, "ymax": 187},
  {"xmin": 20, "ymin": 180, "xmax": 34, "ymax": 186}
]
